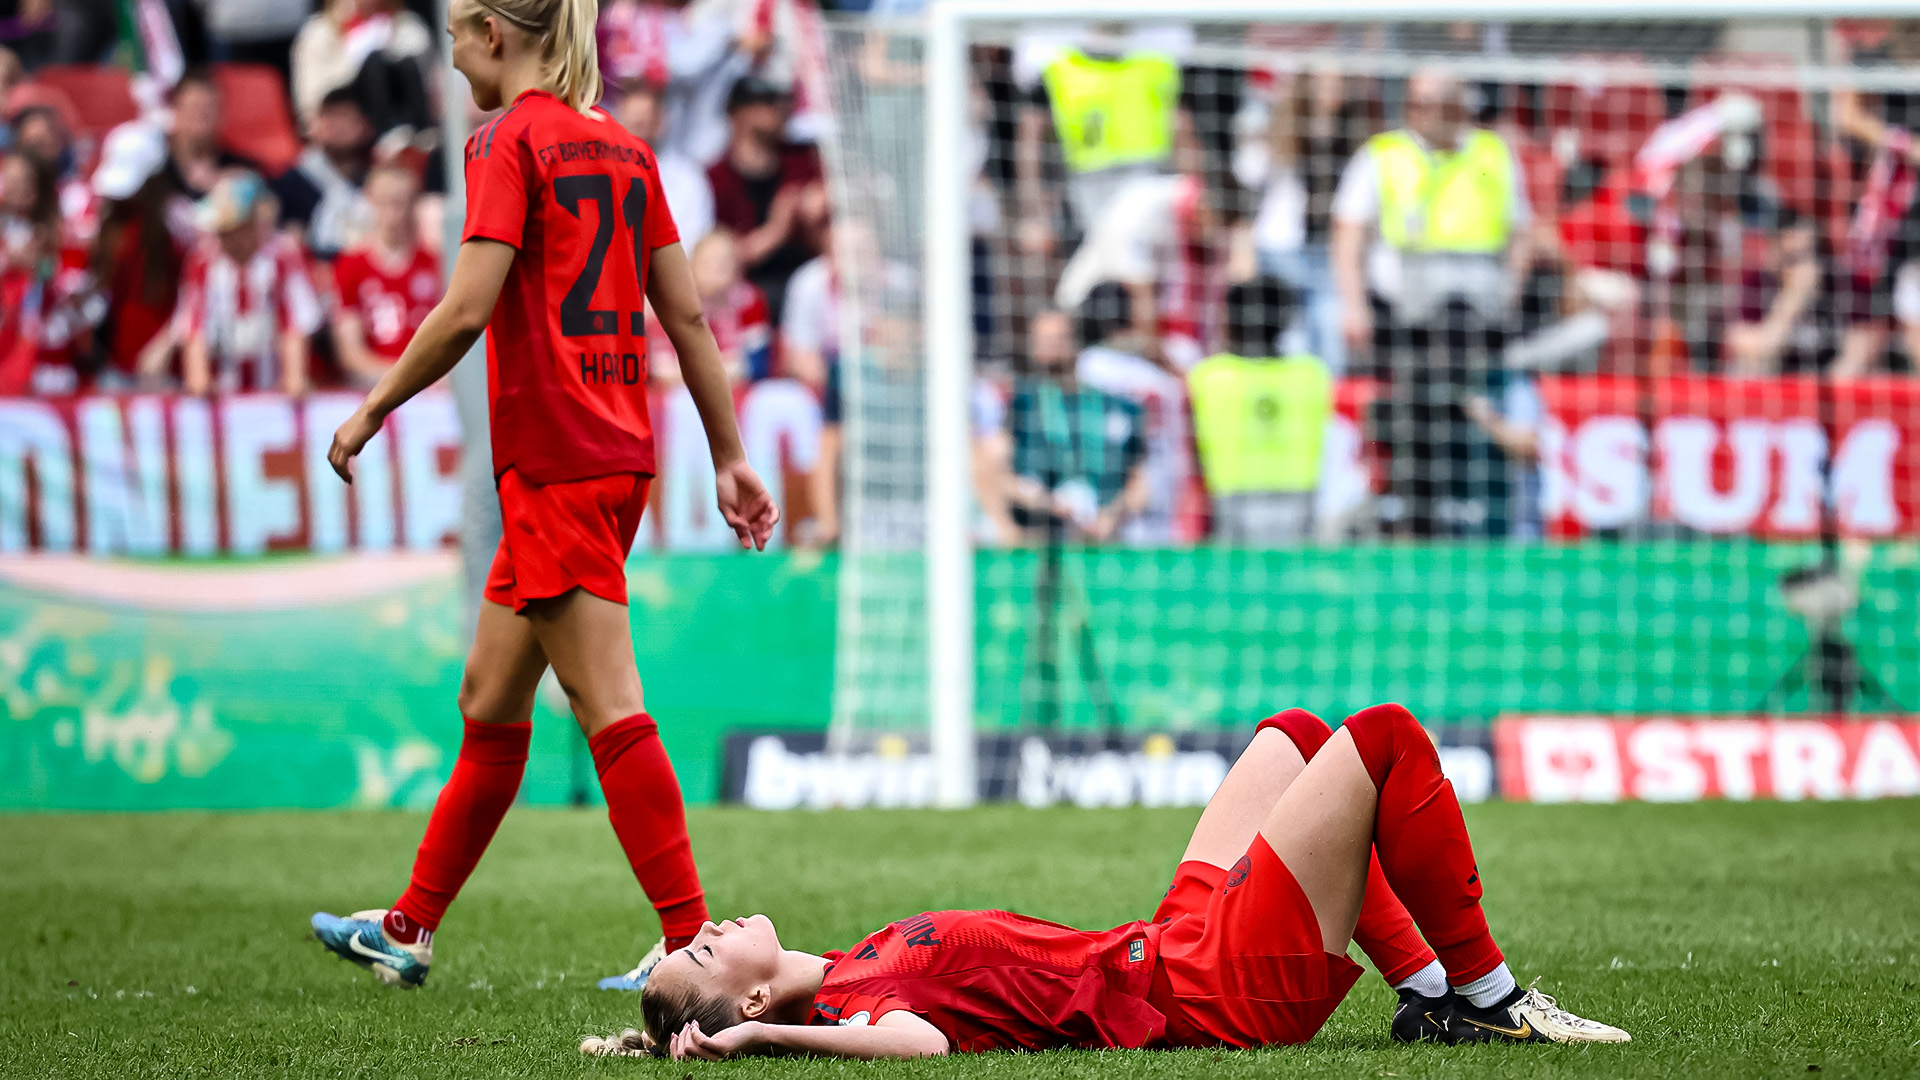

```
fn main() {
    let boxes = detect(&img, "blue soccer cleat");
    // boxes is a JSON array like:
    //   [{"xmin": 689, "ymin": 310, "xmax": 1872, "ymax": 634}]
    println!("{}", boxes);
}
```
[
  {"xmin": 311, "ymin": 909, "xmax": 432, "ymax": 987},
  {"xmin": 596, "ymin": 938, "xmax": 668, "ymax": 991}
]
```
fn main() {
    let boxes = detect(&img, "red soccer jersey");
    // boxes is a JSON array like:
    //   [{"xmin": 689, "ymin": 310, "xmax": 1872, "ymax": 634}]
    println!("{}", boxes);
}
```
[
  {"xmin": 808, "ymin": 910, "xmax": 1168, "ymax": 1053},
  {"xmin": 333, "ymin": 245, "xmax": 441, "ymax": 360},
  {"xmin": 464, "ymin": 88, "xmax": 679, "ymax": 484}
]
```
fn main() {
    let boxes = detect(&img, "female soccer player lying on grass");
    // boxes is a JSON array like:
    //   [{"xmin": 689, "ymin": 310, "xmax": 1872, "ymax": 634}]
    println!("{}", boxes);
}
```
[{"xmin": 584, "ymin": 705, "xmax": 1630, "ymax": 1060}]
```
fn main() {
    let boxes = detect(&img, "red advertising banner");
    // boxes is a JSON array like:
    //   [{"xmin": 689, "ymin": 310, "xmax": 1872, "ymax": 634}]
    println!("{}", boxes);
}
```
[
  {"xmin": 0, "ymin": 383, "xmax": 823, "ymax": 555},
  {"xmin": 1495, "ymin": 717, "xmax": 1920, "ymax": 802},
  {"xmin": 1536, "ymin": 376, "xmax": 1920, "ymax": 538}
]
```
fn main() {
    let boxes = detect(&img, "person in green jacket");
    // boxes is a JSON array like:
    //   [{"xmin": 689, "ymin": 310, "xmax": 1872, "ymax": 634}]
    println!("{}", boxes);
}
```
[{"xmin": 1188, "ymin": 278, "xmax": 1333, "ymax": 546}]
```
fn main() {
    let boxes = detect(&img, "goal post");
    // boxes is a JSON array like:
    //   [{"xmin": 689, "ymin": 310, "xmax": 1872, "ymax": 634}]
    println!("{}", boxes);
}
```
[{"xmin": 813, "ymin": 0, "xmax": 1920, "ymax": 809}]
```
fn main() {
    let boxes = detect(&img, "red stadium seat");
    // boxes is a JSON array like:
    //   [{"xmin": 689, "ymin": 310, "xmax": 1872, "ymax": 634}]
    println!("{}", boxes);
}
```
[
  {"xmin": 28, "ymin": 65, "xmax": 138, "ymax": 139},
  {"xmin": 211, "ymin": 63, "xmax": 303, "ymax": 177}
]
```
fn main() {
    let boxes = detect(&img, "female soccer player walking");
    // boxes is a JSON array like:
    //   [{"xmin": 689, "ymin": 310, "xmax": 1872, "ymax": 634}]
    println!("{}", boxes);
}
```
[
  {"xmin": 595, "ymin": 705, "xmax": 1629, "ymax": 1059},
  {"xmin": 310, "ymin": 0, "xmax": 778, "ymax": 991}
]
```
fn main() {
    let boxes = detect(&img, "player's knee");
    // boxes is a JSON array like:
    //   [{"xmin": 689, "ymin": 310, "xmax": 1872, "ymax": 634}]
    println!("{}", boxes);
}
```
[
  {"xmin": 1255, "ymin": 708, "xmax": 1333, "ymax": 762},
  {"xmin": 457, "ymin": 667, "xmax": 534, "ymax": 725},
  {"xmin": 1341, "ymin": 703, "xmax": 1435, "ymax": 781}
]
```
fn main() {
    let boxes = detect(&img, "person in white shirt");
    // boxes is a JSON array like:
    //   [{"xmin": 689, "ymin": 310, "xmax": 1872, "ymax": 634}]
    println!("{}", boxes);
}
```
[
  {"xmin": 613, "ymin": 81, "xmax": 715, "ymax": 251},
  {"xmin": 1327, "ymin": 69, "xmax": 1532, "ymax": 537},
  {"xmin": 1073, "ymin": 281, "xmax": 1193, "ymax": 546}
]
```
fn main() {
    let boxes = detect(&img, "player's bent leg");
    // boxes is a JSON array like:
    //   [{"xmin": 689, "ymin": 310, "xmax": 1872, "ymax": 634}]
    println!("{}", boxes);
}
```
[
  {"xmin": 1255, "ymin": 733, "xmax": 1378, "ymax": 954},
  {"xmin": 311, "ymin": 600, "xmax": 547, "ymax": 987},
  {"xmin": 1231, "ymin": 709, "xmax": 1442, "ymax": 1030},
  {"xmin": 1338, "ymin": 703, "xmax": 1630, "ymax": 1044},
  {"xmin": 524, "ymin": 587, "xmax": 707, "ymax": 989}
]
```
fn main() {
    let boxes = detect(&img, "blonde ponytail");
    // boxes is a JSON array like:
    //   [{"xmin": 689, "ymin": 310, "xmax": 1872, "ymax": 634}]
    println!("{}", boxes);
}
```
[{"xmin": 468, "ymin": 0, "xmax": 604, "ymax": 113}]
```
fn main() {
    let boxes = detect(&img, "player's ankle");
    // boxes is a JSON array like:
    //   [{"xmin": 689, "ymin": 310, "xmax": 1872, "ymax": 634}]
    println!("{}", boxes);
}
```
[
  {"xmin": 382, "ymin": 908, "xmax": 433, "ymax": 947},
  {"xmin": 1454, "ymin": 961, "xmax": 1517, "ymax": 1008},
  {"xmin": 1393, "ymin": 959, "xmax": 1448, "ymax": 999}
]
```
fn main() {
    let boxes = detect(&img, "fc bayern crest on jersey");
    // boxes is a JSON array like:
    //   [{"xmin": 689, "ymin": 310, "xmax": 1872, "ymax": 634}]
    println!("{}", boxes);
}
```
[{"xmin": 1226, "ymin": 853, "xmax": 1252, "ymax": 889}]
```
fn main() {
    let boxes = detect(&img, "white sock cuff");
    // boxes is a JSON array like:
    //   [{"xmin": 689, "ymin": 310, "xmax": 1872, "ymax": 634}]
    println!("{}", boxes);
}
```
[
  {"xmin": 1456, "ymin": 962, "xmax": 1517, "ymax": 1008},
  {"xmin": 1392, "ymin": 959, "xmax": 1448, "ymax": 999}
]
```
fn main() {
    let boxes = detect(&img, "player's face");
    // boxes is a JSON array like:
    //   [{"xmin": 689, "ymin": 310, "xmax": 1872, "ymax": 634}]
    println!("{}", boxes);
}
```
[
  {"xmin": 650, "ymin": 915, "xmax": 784, "ymax": 1007},
  {"xmin": 448, "ymin": 1, "xmax": 505, "ymax": 112}
]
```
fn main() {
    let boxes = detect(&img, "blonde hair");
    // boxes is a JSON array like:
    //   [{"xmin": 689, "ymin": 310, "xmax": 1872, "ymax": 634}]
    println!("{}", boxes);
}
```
[{"xmin": 464, "ymin": 0, "xmax": 603, "ymax": 112}]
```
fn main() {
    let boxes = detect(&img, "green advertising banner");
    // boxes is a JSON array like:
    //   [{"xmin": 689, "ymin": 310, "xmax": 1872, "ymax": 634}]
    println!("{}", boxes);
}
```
[
  {"xmin": 0, "ymin": 552, "xmax": 836, "ymax": 811},
  {"xmin": 2, "ymin": 543, "xmax": 1914, "ymax": 811}
]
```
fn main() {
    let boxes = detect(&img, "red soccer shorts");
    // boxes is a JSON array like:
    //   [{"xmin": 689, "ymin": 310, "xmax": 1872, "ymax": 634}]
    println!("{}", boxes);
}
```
[
  {"xmin": 483, "ymin": 469, "xmax": 651, "ymax": 612},
  {"xmin": 1148, "ymin": 835, "xmax": 1365, "ymax": 1048}
]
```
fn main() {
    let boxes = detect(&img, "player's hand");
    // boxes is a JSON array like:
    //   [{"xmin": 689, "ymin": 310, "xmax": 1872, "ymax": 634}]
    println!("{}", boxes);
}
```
[
  {"xmin": 328, "ymin": 407, "xmax": 383, "ymax": 485},
  {"xmin": 715, "ymin": 458, "xmax": 781, "ymax": 551},
  {"xmin": 669, "ymin": 1019, "xmax": 761, "ymax": 1061}
]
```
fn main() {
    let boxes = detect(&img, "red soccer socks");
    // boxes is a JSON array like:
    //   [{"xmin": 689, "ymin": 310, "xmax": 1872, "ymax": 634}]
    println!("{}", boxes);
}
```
[
  {"xmin": 1255, "ymin": 709, "xmax": 1439, "ymax": 984},
  {"xmin": 1340, "ymin": 703, "xmax": 1505, "ymax": 986},
  {"xmin": 589, "ymin": 713, "xmax": 708, "ymax": 948},
  {"xmin": 390, "ymin": 718, "xmax": 533, "ymax": 936}
]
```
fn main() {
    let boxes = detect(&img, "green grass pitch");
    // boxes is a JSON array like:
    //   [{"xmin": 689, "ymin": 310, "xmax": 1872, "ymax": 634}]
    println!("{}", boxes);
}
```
[{"xmin": 3, "ymin": 801, "xmax": 1918, "ymax": 1078}]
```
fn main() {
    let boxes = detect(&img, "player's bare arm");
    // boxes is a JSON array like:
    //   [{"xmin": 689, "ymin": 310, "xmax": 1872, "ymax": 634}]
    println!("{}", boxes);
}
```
[
  {"xmin": 328, "ymin": 239, "xmax": 516, "ymax": 483},
  {"xmin": 671, "ymin": 1013, "xmax": 949, "ymax": 1061}
]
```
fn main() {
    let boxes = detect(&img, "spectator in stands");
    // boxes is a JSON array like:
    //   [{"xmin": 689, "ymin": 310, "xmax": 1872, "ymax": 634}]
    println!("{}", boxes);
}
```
[
  {"xmin": 83, "ymin": 121, "xmax": 186, "ymax": 390},
  {"xmin": 651, "ymin": 228, "xmax": 770, "ymax": 387},
  {"xmin": 278, "ymin": 88, "xmax": 377, "ymax": 258},
  {"xmin": 1726, "ymin": 210, "xmax": 1836, "ymax": 377},
  {"xmin": 599, "ymin": 0, "xmax": 753, "ymax": 170},
  {"xmin": 1187, "ymin": 277, "xmax": 1332, "ymax": 546},
  {"xmin": 9, "ymin": 103, "xmax": 70, "ymax": 179},
  {"xmin": 291, "ymin": 0, "xmax": 435, "ymax": 138},
  {"xmin": 5, "ymin": 100, "xmax": 91, "ymax": 246},
  {"xmin": 0, "ymin": 148, "xmax": 58, "ymax": 393},
  {"xmin": 970, "ymin": 364, "xmax": 1023, "ymax": 547},
  {"xmin": 1332, "ymin": 68, "xmax": 1532, "ymax": 536},
  {"xmin": 709, "ymin": 76, "xmax": 824, "ymax": 320},
  {"xmin": 1074, "ymin": 281, "xmax": 1193, "ymax": 546},
  {"xmin": 329, "ymin": 162, "xmax": 436, "ymax": 387},
  {"xmin": 1460, "ymin": 375, "xmax": 1545, "ymax": 541},
  {"xmin": 1833, "ymin": 19, "xmax": 1920, "ymax": 374},
  {"xmin": 1003, "ymin": 307, "xmax": 1148, "ymax": 543},
  {"xmin": 169, "ymin": 171, "xmax": 322, "ymax": 395},
  {"xmin": 1053, "ymin": 169, "xmax": 1226, "ymax": 371},
  {"xmin": 613, "ymin": 80, "xmax": 714, "ymax": 250},
  {"xmin": 164, "ymin": 71, "xmax": 255, "ymax": 200},
  {"xmin": 0, "ymin": 150, "xmax": 55, "ymax": 270},
  {"xmin": 689, "ymin": 228, "xmax": 770, "ymax": 382},
  {"xmin": 1012, "ymin": 23, "xmax": 1197, "ymax": 246},
  {"xmin": 1234, "ymin": 66, "xmax": 1376, "ymax": 375}
]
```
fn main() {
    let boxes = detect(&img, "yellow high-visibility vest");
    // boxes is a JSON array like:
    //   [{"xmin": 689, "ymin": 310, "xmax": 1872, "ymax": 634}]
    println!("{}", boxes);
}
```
[
  {"xmin": 1041, "ymin": 48, "xmax": 1179, "ymax": 175},
  {"xmin": 1368, "ymin": 128, "xmax": 1514, "ymax": 254},
  {"xmin": 1186, "ymin": 353, "xmax": 1333, "ymax": 496}
]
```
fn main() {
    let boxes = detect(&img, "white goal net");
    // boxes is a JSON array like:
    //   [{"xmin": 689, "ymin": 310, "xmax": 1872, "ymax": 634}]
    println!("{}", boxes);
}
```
[{"xmin": 815, "ymin": 7, "xmax": 1920, "ymax": 807}]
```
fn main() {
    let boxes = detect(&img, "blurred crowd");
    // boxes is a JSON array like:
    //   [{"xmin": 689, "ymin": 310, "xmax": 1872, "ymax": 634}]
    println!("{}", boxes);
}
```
[
  {"xmin": 0, "ymin": 0, "xmax": 840, "ymax": 404},
  {"xmin": 4, "ymin": 7, "xmax": 1919, "ymax": 547},
  {"xmin": 957, "ymin": 19, "xmax": 1920, "ymax": 546}
]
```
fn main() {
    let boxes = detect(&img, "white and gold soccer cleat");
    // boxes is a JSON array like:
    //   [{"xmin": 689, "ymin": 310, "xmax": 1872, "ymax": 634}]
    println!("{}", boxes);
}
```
[{"xmin": 1447, "ymin": 981, "xmax": 1632, "ymax": 1044}]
